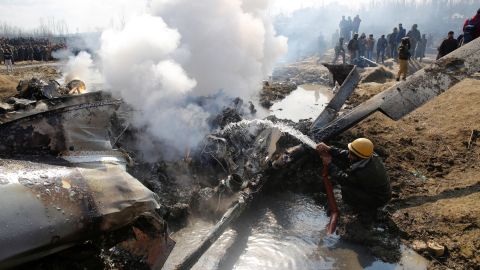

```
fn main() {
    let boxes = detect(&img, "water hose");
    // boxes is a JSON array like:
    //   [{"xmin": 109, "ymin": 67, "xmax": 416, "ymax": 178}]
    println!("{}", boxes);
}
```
[{"xmin": 321, "ymin": 158, "xmax": 340, "ymax": 234}]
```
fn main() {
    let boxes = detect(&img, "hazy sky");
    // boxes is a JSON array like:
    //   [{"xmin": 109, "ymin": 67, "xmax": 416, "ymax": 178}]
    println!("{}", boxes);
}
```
[
  {"xmin": 0, "ymin": 0, "xmax": 148, "ymax": 32},
  {"xmin": 0, "ymin": 0, "xmax": 374, "ymax": 32}
]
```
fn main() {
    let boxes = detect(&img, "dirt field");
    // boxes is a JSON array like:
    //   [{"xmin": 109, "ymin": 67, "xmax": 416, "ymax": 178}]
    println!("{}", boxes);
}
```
[
  {"xmin": 0, "ymin": 61, "xmax": 61, "ymax": 100},
  {"xmin": 345, "ymin": 77, "xmax": 480, "ymax": 270}
]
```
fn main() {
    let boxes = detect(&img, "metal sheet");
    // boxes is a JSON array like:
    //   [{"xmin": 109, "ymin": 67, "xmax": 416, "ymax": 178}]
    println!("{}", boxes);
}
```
[
  {"xmin": 0, "ymin": 91, "xmax": 116, "ymax": 125},
  {"xmin": 0, "ymin": 156, "xmax": 160, "ymax": 268},
  {"xmin": 310, "ymin": 65, "xmax": 360, "ymax": 131},
  {"xmin": 0, "ymin": 100, "xmax": 121, "ymax": 154}
]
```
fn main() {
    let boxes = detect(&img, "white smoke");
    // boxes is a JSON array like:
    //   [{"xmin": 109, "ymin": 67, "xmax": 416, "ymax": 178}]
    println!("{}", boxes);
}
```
[
  {"xmin": 99, "ymin": 0, "xmax": 287, "ymax": 160},
  {"xmin": 63, "ymin": 51, "xmax": 94, "ymax": 82},
  {"xmin": 58, "ymin": 50, "xmax": 103, "ymax": 92}
]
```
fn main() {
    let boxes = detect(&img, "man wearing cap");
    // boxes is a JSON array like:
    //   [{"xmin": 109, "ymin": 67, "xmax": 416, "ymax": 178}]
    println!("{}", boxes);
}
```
[{"xmin": 316, "ymin": 138, "xmax": 391, "ymax": 218}]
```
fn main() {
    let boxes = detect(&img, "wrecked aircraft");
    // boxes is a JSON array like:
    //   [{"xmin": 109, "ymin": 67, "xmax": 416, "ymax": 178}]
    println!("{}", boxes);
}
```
[{"xmin": 0, "ymin": 90, "xmax": 175, "ymax": 269}]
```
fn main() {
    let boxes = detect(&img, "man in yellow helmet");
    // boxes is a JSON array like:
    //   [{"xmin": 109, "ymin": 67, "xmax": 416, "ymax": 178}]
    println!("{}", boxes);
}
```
[{"xmin": 316, "ymin": 138, "xmax": 391, "ymax": 218}]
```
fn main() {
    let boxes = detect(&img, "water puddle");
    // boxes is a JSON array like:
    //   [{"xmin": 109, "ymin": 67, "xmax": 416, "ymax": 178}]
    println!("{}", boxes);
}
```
[
  {"xmin": 163, "ymin": 192, "xmax": 428, "ymax": 270},
  {"xmin": 270, "ymin": 84, "xmax": 333, "ymax": 122}
]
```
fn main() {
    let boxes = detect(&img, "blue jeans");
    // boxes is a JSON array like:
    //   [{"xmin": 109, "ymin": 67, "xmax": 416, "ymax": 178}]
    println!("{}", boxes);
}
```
[{"xmin": 367, "ymin": 50, "xmax": 373, "ymax": 60}]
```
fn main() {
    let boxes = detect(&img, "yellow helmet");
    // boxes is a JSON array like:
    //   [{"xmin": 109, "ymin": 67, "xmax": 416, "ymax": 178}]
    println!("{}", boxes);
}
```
[{"xmin": 348, "ymin": 138, "xmax": 374, "ymax": 159}]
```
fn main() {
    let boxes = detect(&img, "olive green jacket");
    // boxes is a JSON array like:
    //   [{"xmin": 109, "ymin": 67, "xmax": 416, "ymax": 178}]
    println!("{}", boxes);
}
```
[{"xmin": 328, "ymin": 147, "xmax": 391, "ymax": 204}]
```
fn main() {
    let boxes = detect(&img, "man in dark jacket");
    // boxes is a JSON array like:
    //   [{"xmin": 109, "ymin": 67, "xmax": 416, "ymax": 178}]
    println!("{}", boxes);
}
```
[
  {"xmin": 397, "ymin": 37, "xmax": 410, "ymax": 81},
  {"xmin": 437, "ymin": 31, "xmax": 458, "ymax": 59},
  {"xmin": 376, "ymin": 35, "xmax": 387, "ymax": 63},
  {"xmin": 407, "ymin": 24, "xmax": 421, "ymax": 59},
  {"xmin": 388, "ymin": 28, "xmax": 399, "ymax": 58},
  {"xmin": 317, "ymin": 138, "xmax": 391, "ymax": 216},
  {"xmin": 347, "ymin": 34, "xmax": 359, "ymax": 63},
  {"xmin": 397, "ymin": 23, "xmax": 406, "ymax": 44}
]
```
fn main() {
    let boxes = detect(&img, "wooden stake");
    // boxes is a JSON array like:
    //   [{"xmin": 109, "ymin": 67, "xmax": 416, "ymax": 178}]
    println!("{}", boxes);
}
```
[{"xmin": 467, "ymin": 129, "xmax": 475, "ymax": 150}]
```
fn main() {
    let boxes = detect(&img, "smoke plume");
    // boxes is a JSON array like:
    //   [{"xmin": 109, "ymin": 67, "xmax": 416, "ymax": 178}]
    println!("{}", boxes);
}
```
[
  {"xmin": 99, "ymin": 0, "xmax": 287, "ymax": 160},
  {"xmin": 63, "ymin": 51, "xmax": 94, "ymax": 83}
]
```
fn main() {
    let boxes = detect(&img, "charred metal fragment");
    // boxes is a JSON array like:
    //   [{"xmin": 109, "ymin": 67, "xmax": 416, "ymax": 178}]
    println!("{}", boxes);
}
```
[
  {"xmin": 311, "ymin": 64, "xmax": 360, "ymax": 131},
  {"xmin": 0, "ymin": 92, "xmax": 175, "ymax": 269}
]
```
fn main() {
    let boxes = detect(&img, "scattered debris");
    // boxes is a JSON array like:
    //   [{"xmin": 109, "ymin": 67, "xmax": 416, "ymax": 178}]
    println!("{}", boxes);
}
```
[
  {"xmin": 427, "ymin": 240, "xmax": 446, "ymax": 257},
  {"xmin": 412, "ymin": 240, "xmax": 428, "ymax": 252}
]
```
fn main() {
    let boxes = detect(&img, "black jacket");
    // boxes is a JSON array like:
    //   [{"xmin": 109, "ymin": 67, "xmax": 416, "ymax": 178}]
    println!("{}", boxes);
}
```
[
  {"xmin": 347, "ymin": 38, "xmax": 359, "ymax": 51},
  {"xmin": 437, "ymin": 38, "xmax": 458, "ymax": 59},
  {"xmin": 398, "ymin": 44, "xmax": 410, "ymax": 60},
  {"xmin": 328, "ymin": 147, "xmax": 391, "ymax": 205}
]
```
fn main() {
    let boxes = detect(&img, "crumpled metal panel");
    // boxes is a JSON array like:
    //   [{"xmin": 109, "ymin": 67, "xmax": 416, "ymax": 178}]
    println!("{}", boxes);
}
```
[
  {"xmin": 0, "ymin": 92, "xmax": 115, "ymax": 125},
  {"xmin": 0, "ymin": 100, "xmax": 121, "ymax": 154},
  {"xmin": 310, "ymin": 64, "xmax": 360, "ymax": 131},
  {"xmin": 0, "ymin": 91, "xmax": 174, "ymax": 268},
  {"xmin": 0, "ymin": 156, "xmax": 160, "ymax": 268}
]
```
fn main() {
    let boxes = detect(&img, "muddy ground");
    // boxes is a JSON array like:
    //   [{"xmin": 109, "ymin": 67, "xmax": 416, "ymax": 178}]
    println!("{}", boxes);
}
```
[
  {"xmin": 2, "ymin": 56, "xmax": 479, "ymax": 270},
  {"xmin": 283, "ymin": 52, "xmax": 479, "ymax": 269}
]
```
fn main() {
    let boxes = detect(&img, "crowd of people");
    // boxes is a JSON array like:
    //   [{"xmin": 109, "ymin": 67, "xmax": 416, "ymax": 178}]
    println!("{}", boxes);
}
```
[
  {"xmin": 1, "ymin": 37, "xmax": 67, "ymax": 73},
  {"xmin": 332, "ymin": 8, "xmax": 480, "ymax": 81}
]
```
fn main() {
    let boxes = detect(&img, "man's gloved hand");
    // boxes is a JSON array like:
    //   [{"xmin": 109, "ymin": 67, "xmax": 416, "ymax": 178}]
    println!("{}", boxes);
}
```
[{"xmin": 316, "ymin": 142, "xmax": 331, "ymax": 154}]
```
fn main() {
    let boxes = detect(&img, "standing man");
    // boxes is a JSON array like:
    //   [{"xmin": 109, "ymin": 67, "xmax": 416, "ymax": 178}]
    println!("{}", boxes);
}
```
[
  {"xmin": 416, "ymin": 34, "xmax": 428, "ymax": 62},
  {"xmin": 407, "ymin": 24, "xmax": 421, "ymax": 59},
  {"xmin": 437, "ymin": 31, "xmax": 459, "ymax": 59},
  {"xmin": 347, "ymin": 33, "xmax": 360, "ymax": 63},
  {"xmin": 397, "ymin": 37, "xmax": 410, "ymax": 81},
  {"xmin": 366, "ymin": 34, "xmax": 375, "ymax": 60},
  {"xmin": 389, "ymin": 27, "xmax": 399, "ymax": 59},
  {"xmin": 353, "ymin": 15, "xmax": 362, "ymax": 34},
  {"xmin": 396, "ymin": 23, "xmax": 406, "ymax": 47},
  {"xmin": 376, "ymin": 34, "xmax": 387, "ymax": 63},
  {"xmin": 333, "ymin": 37, "xmax": 346, "ymax": 64},
  {"xmin": 358, "ymin": 33, "xmax": 367, "ymax": 58},
  {"xmin": 316, "ymin": 138, "xmax": 391, "ymax": 220},
  {"xmin": 462, "ymin": 8, "xmax": 480, "ymax": 45},
  {"xmin": 3, "ymin": 49, "xmax": 14, "ymax": 73}
]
